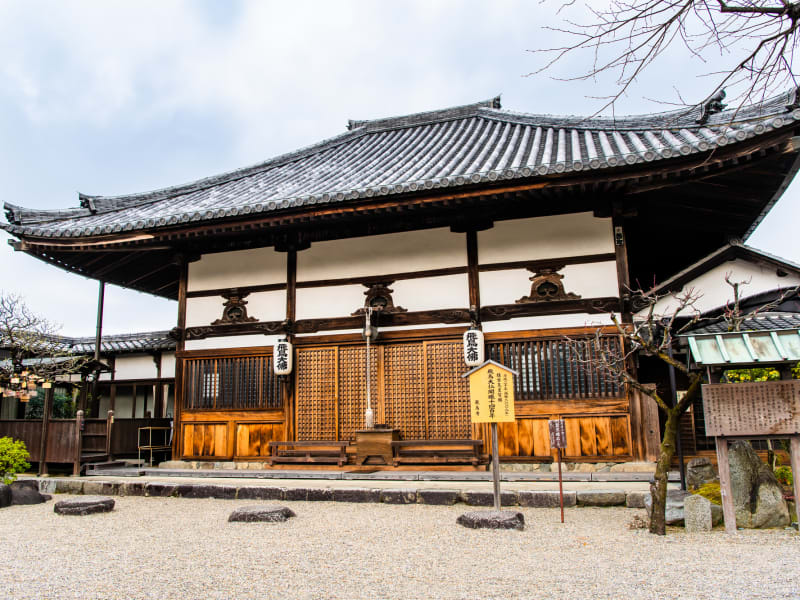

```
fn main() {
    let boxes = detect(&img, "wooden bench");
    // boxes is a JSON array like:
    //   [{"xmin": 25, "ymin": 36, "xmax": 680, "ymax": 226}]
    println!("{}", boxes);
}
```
[
  {"xmin": 267, "ymin": 441, "xmax": 349, "ymax": 467},
  {"xmin": 391, "ymin": 439, "xmax": 487, "ymax": 467}
]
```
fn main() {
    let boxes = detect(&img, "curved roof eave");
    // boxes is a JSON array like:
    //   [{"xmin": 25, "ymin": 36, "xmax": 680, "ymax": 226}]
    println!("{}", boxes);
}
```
[{"xmin": 4, "ymin": 93, "xmax": 800, "ymax": 240}]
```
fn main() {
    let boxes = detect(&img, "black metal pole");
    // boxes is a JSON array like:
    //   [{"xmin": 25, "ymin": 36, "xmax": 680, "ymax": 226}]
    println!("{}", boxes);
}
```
[{"xmin": 668, "ymin": 345, "xmax": 686, "ymax": 490}]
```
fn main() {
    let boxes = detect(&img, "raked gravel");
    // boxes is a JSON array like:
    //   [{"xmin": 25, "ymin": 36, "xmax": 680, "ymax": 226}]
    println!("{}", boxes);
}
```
[{"xmin": 0, "ymin": 495, "xmax": 797, "ymax": 600}]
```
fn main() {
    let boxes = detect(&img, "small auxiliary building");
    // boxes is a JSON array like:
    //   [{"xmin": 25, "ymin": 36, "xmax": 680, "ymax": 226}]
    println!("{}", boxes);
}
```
[{"xmin": 4, "ymin": 95, "xmax": 800, "ymax": 466}]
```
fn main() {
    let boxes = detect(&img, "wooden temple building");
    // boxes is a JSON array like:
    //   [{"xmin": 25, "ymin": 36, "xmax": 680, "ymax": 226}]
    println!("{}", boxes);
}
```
[{"xmin": 4, "ymin": 94, "xmax": 800, "ymax": 467}]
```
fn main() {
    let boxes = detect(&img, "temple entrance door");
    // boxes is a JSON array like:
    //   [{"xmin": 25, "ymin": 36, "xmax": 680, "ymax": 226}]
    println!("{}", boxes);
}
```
[{"xmin": 294, "ymin": 340, "xmax": 472, "ymax": 442}]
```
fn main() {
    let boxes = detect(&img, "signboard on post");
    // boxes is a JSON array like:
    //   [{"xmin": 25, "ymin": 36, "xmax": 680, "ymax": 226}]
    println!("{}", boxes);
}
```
[
  {"xmin": 463, "ymin": 360, "xmax": 516, "ymax": 424},
  {"xmin": 463, "ymin": 360, "xmax": 518, "ymax": 511},
  {"xmin": 548, "ymin": 419, "xmax": 567, "ymax": 523}
]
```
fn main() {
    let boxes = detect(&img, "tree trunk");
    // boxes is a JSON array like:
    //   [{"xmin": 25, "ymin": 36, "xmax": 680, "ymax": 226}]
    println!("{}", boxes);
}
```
[{"xmin": 649, "ymin": 407, "xmax": 680, "ymax": 535}]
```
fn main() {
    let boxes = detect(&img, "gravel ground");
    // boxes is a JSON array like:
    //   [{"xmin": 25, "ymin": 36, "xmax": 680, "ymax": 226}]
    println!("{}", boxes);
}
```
[{"xmin": 0, "ymin": 496, "xmax": 797, "ymax": 600}]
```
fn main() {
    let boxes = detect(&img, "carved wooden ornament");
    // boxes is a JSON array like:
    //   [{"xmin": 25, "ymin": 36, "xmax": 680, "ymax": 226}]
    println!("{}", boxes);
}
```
[
  {"xmin": 212, "ymin": 289, "xmax": 258, "ymax": 325},
  {"xmin": 517, "ymin": 267, "xmax": 581, "ymax": 304},
  {"xmin": 352, "ymin": 281, "xmax": 407, "ymax": 316}
]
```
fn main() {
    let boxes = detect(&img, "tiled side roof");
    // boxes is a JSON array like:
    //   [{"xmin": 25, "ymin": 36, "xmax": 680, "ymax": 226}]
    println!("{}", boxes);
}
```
[
  {"xmin": 685, "ymin": 312, "xmax": 800, "ymax": 335},
  {"xmin": 4, "ymin": 94, "xmax": 799, "ymax": 239},
  {"xmin": 60, "ymin": 331, "xmax": 175, "ymax": 354}
]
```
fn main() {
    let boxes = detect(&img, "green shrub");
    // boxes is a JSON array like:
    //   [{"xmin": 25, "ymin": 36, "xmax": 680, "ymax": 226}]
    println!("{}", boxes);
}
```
[
  {"xmin": 24, "ymin": 393, "xmax": 77, "ymax": 419},
  {"xmin": 693, "ymin": 482, "xmax": 722, "ymax": 505},
  {"xmin": 775, "ymin": 466, "xmax": 793, "ymax": 486},
  {"xmin": 0, "ymin": 437, "xmax": 31, "ymax": 484}
]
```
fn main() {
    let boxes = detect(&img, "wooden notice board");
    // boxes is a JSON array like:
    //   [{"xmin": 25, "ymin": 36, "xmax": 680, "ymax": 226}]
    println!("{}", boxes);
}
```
[
  {"xmin": 702, "ymin": 380, "xmax": 800, "ymax": 437},
  {"xmin": 464, "ymin": 360, "xmax": 516, "ymax": 423}
]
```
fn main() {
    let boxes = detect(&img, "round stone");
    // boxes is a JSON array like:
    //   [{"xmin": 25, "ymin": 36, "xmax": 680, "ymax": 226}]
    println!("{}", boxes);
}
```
[
  {"xmin": 456, "ymin": 510, "xmax": 525, "ymax": 531},
  {"xmin": 228, "ymin": 505, "xmax": 296, "ymax": 523},
  {"xmin": 54, "ymin": 496, "xmax": 115, "ymax": 516}
]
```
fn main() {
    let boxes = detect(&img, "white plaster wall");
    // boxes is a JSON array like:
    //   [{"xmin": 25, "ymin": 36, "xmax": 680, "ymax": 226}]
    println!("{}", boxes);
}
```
[
  {"xmin": 160, "ymin": 353, "xmax": 176, "ymax": 379},
  {"xmin": 647, "ymin": 259, "xmax": 800, "ymax": 316},
  {"xmin": 297, "ymin": 228, "xmax": 466, "ymax": 281},
  {"xmin": 112, "ymin": 355, "xmax": 158, "ymax": 381},
  {"xmin": 391, "ymin": 274, "xmax": 469, "ymax": 311},
  {"xmin": 479, "ymin": 261, "xmax": 619, "ymax": 306},
  {"xmin": 296, "ymin": 284, "xmax": 365, "ymax": 320},
  {"xmin": 481, "ymin": 313, "xmax": 617, "ymax": 333},
  {"xmin": 188, "ymin": 247, "xmax": 285, "ymax": 291},
  {"xmin": 478, "ymin": 213, "xmax": 613, "ymax": 264},
  {"xmin": 186, "ymin": 290, "xmax": 285, "ymax": 327},
  {"xmin": 184, "ymin": 334, "xmax": 281, "ymax": 351}
]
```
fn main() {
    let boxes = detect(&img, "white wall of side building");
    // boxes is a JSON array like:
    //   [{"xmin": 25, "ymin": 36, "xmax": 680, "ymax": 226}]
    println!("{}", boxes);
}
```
[
  {"xmin": 184, "ymin": 335, "xmax": 281, "ymax": 351},
  {"xmin": 646, "ymin": 259, "xmax": 800, "ymax": 316},
  {"xmin": 186, "ymin": 290, "xmax": 285, "ymax": 327}
]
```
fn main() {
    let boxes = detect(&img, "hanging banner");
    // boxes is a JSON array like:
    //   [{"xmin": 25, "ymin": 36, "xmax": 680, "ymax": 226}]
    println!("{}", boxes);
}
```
[
  {"xmin": 273, "ymin": 339, "xmax": 293, "ymax": 375},
  {"xmin": 463, "ymin": 328, "xmax": 484, "ymax": 367},
  {"xmin": 462, "ymin": 359, "xmax": 517, "ymax": 423}
]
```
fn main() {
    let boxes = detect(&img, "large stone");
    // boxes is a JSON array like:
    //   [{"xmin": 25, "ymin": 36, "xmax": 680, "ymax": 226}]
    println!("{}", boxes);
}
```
[
  {"xmin": 644, "ymin": 489, "xmax": 690, "ymax": 525},
  {"xmin": 418, "ymin": 489, "xmax": 461, "ymax": 505},
  {"xmin": 55, "ymin": 479, "xmax": 84, "ymax": 495},
  {"xmin": 456, "ymin": 510, "xmax": 525, "ymax": 531},
  {"xmin": 518, "ymin": 490, "xmax": 576, "ymax": 508},
  {"xmin": 83, "ymin": 481, "xmax": 120, "ymax": 496},
  {"xmin": 10, "ymin": 480, "xmax": 48, "ymax": 505},
  {"xmin": 54, "ymin": 496, "xmax": 115, "ymax": 516},
  {"xmin": 176, "ymin": 484, "xmax": 236, "ymax": 499},
  {"xmin": 684, "ymin": 494, "xmax": 713, "ymax": 532},
  {"xmin": 228, "ymin": 505, "xmax": 295, "ymax": 523},
  {"xmin": 625, "ymin": 491, "xmax": 650, "ymax": 509},
  {"xmin": 0, "ymin": 483, "xmax": 11, "ymax": 508},
  {"xmin": 610, "ymin": 462, "xmax": 656, "ymax": 473},
  {"xmin": 144, "ymin": 482, "xmax": 178, "ymax": 497},
  {"xmin": 461, "ymin": 490, "xmax": 518, "ymax": 507},
  {"xmin": 728, "ymin": 441, "xmax": 790, "ymax": 529},
  {"xmin": 576, "ymin": 490, "xmax": 626, "ymax": 506},
  {"xmin": 236, "ymin": 486, "xmax": 286, "ymax": 501},
  {"xmin": 380, "ymin": 489, "xmax": 417, "ymax": 504},
  {"xmin": 686, "ymin": 457, "xmax": 718, "ymax": 490},
  {"xmin": 332, "ymin": 488, "xmax": 381, "ymax": 503}
]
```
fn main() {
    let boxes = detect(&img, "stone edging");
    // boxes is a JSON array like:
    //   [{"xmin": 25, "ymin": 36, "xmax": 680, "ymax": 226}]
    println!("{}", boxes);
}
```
[{"xmin": 36, "ymin": 479, "xmax": 650, "ymax": 509}]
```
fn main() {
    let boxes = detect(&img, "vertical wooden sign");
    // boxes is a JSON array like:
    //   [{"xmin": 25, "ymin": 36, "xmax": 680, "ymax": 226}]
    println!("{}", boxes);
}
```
[
  {"xmin": 463, "ymin": 360, "xmax": 518, "ymax": 511},
  {"xmin": 549, "ymin": 419, "xmax": 567, "ymax": 523}
]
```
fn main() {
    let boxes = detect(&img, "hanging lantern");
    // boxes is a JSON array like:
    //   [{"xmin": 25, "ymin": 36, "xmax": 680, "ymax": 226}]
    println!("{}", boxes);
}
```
[
  {"xmin": 273, "ymin": 339, "xmax": 293, "ymax": 375},
  {"xmin": 19, "ymin": 394, "xmax": 30, "ymax": 403},
  {"xmin": 463, "ymin": 328, "xmax": 485, "ymax": 367},
  {"xmin": 43, "ymin": 381, "xmax": 52, "ymax": 389},
  {"xmin": 10, "ymin": 377, "xmax": 19, "ymax": 384}
]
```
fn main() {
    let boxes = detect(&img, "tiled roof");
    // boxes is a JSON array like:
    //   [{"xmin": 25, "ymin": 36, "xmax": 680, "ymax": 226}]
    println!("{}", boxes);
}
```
[
  {"xmin": 4, "ymin": 93, "xmax": 800, "ymax": 239},
  {"xmin": 60, "ymin": 331, "xmax": 175, "ymax": 354},
  {"xmin": 685, "ymin": 312, "xmax": 800, "ymax": 335}
]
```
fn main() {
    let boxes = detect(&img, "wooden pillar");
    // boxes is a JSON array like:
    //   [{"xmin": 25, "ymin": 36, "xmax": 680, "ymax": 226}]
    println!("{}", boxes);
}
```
[
  {"xmin": 37, "ymin": 386, "xmax": 53, "ymax": 476},
  {"xmin": 172, "ymin": 256, "xmax": 189, "ymax": 457},
  {"xmin": 612, "ymin": 203, "xmax": 632, "ymax": 323},
  {"xmin": 90, "ymin": 281, "xmax": 105, "ymax": 418},
  {"xmin": 790, "ymin": 435, "xmax": 800, "ymax": 528},
  {"xmin": 284, "ymin": 249, "xmax": 297, "ymax": 442},
  {"xmin": 132, "ymin": 384, "xmax": 137, "ymax": 418},
  {"xmin": 466, "ymin": 230, "xmax": 481, "ymax": 327},
  {"xmin": 714, "ymin": 437, "xmax": 738, "ymax": 534},
  {"xmin": 78, "ymin": 375, "xmax": 88, "ymax": 413},
  {"xmin": 73, "ymin": 410, "xmax": 84, "ymax": 476},
  {"xmin": 153, "ymin": 351, "xmax": 163, "ymax": 417}
]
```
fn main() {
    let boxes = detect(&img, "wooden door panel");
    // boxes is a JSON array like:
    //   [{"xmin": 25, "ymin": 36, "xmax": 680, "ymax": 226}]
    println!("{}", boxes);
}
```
[
  {"xmin": 296, "ymin": 348, "xmax": 337, "ymax": 441},
  {"xmin": 425, "ymin": 341, "xmax": 471, "ymax": 439},
  {"xmin": 337, "ymin": 346, "xmax": 379, "ymax": 441},
  {"xmin": 383, "ymin": 343, "xmax": 427, "ymax": 439},
  {"xmin": 235, "ymin": 422, "xmax": 283, "ymax": 458},
  {"xmin": 182, "ymin": 422, "xmax": 227, "ymax": 459}
]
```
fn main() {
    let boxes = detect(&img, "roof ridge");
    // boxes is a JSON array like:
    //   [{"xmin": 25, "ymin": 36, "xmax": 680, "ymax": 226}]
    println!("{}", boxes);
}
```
[{"xmin": 346, "ymin": 96, "xmax": 502, "ymax": 132}]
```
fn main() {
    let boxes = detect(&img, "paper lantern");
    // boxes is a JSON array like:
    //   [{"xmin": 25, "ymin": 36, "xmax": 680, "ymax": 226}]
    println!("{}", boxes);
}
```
[
  {"xmin": 273, "ymin": 339, "xmax": 294, "ymax": 375},
  {"xmin": 463, "ymin": 328, "xmax": 485, "ymax": 367}
]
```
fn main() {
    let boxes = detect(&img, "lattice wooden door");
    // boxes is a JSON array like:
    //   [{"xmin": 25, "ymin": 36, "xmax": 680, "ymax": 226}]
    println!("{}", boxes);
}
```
[{"xmin": 295, "ymin": 340, "xmax": 471, "ymax": 441}]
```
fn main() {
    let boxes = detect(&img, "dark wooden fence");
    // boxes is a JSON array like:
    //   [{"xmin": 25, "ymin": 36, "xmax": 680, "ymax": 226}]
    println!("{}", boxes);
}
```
[{"xmin": 0, "ymin": 412, "xmax": 172, "ymax": 475}]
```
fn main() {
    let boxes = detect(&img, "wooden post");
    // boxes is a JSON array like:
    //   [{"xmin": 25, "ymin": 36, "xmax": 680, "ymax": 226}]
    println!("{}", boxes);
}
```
[
  {"xmin": 37, "ymin": 386, "xmax": 53, "ymax": 476},
  {"xmin": 714, "ymin": 437, "xmax": 737, "ymax": 534},
  {"xmin": 466, "ymin": 230, "xmax": 481, "ymax": 325},
  {"xmin": 557, "ymin": 447, "xmax": 564, "ymax": 523},
  {"xmin": 172, "ymin": 256, "xmax": 188, "ymax": 458},
  {"xmin": 491, "ymin": 422, "xmax": 501, "ymax": 511},
  {"xmin": 73, "ymin": 410, "xmax": 84, "ymax": 476},
  {"xmin": 106, "ymin": 410, "xmax": 114, "ymax": 461},
  {"xmin": 790, "ymin": 435, "xmax": 800, "ymax": 528}
]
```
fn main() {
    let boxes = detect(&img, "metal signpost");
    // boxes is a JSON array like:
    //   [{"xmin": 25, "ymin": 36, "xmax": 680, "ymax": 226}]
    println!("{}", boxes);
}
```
[
  {"xmin": 548, "ymin": 419, "xmax": 567, "ymax": 523},
  {"xmin": 463, "ymin": 360, "xmax": 517, "ymax": 511}
]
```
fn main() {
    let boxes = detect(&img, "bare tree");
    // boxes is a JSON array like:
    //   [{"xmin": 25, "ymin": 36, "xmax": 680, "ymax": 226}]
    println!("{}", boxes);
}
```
[
  {"xmin": 0, "ymin": 293, "xmax": 86, "ymax": 406},
  {"xmin": 532, "ymin": 1, "xmax": 800, "ymax": 114},
  {"xmin": 579, "ymin": 278, "xmax": 798, "ymax": 534}
]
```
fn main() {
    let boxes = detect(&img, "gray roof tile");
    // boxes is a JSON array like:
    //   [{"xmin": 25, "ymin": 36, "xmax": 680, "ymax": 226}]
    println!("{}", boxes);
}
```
[{"xmin": 4, "ymin": 94, "xmax": 800, "ymax": 239}]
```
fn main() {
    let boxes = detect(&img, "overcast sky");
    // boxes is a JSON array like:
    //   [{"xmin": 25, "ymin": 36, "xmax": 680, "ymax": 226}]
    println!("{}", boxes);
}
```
[{"xmin": 1, "ymin": 0, "xmax": 798, "ymax": 336}]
